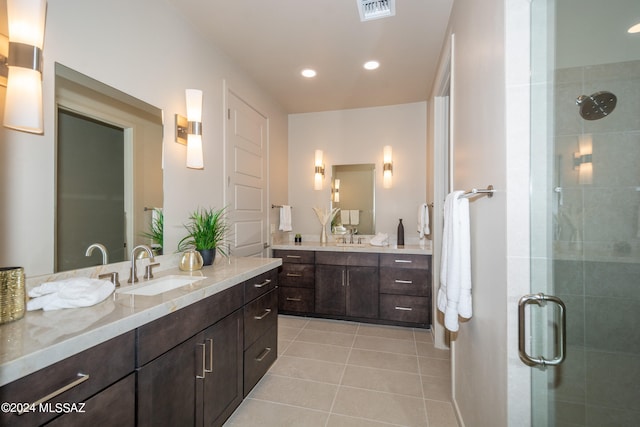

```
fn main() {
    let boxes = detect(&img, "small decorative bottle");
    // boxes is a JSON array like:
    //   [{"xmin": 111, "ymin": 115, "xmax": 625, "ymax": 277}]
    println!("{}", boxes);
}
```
[{"xmin": 397, "ymin": 219, "xmax": 405, "ymax": 248}]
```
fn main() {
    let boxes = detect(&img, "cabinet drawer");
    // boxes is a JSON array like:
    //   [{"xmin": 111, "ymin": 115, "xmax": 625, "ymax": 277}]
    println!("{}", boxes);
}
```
[
  {"xmin": 47, "ymin": 373, "xmax": 135, "ymax": 427},
  {"xmin": 0, "ymin": 331, "xmax": 135, "ymax": 427},
  {"xmin": 379, "ymin": 254, "xmax": 430, "ymax": 270},
  {"xmin": 244, "ymin": 324, "xmax": 277, "ymax": 396},
  {"xmin": 274, "ymin": 250, "xmax": 315, "ymax": 264},
  {"xmin": 379, "ymin": 294, "xmax": 430, "ymax": 324},
  {"xmin": 136, "ymin": 284, "xmax": 243, "ymax": 366},
  {"xmin": 316, "ymin": 251, "xmax": 378, "ymax": 267},
  {"xmin": 379, "ymin": 267, "xmax": 430, "ymax": 296},
  {"xmin": 278, "ymin": 287, "xmax": 314, "ymax": 313},
  {"xmin": 244, "ymin": 289, "xmax": 278, "ymax": 349},
  {"xmin": 244, "ymin": 268, "xmax": 277, "ymax": 303},
  {"xmin": 279, "ymin": 263, "xmax": 315, "ymax": 288}
]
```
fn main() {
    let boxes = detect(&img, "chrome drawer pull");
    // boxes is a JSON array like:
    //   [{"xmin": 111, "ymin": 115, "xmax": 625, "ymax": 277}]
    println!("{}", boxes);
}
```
[
  {"xmin": 18, "ymin": 373, "xmax": 90, "ymax": 415},
  {"xmin": 196, "ymin": 343, "xmax": 206, "ymax": 379},
  {"xmin": 286, "ymin": 297, "xmax": 302, "ymax": 302},
  {"xmin": 286, "ymin": 255, "xmax": 301, "ymax": 259},
  {"xmin": 255, "ymin": 347, "xmax": 272, "ymax": 362},
  {"xmin": 204, "ymin": 338, "xmax": 214, "ymax": 373},
  {"xmin": 395, "ymin": 306, "xmax": 413, "ymax": 311},
  {"xmin": 286, "ymin": 273, "xmax": 302, "ymax": 277},
  {"xmin": 254, "ymin": 279, "xmax": 272, "ymax": 288},
  {"xmin": 395, "ymin": 259, "xmax": 412, "ymax": 263},
  {"xmin": 254, "ymin": 308, "xmax": 272, "ymax": 320},
  {"xmin": 395, "ymin": 279, "xmax": 413, "ymax": 284}
]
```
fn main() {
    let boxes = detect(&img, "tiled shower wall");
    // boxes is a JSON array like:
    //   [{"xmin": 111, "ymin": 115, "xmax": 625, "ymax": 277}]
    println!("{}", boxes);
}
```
[{"xmin": 553, "ymin": 59, "xmax": 640, "ymax": 426}]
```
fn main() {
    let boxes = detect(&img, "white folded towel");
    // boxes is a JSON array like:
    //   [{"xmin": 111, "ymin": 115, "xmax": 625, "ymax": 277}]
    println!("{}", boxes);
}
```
[
  {"xmin": 350, "ymin": 210, "xmax": 360, "ymax": 226},
  {"xmin": 27, "ymin": 277, "xmax": 115, "ymax": 311},
  {"xmin": 279, "ymin": 205, "xmax": 293, "ymax": 232},
  {"xmin": 437, "ymin": 191, "xmax": 472, "ymax": 332},
  {"xmin": 418, "ymin": 203, "xmax": 430, "ymax": 237},
  {"xmin": 340, "ymin": 210, "xmax": 350, "ymax": 225},
  {"xmin": 369, "ymin": 232, "xmax": 389, "ymax": 246}
]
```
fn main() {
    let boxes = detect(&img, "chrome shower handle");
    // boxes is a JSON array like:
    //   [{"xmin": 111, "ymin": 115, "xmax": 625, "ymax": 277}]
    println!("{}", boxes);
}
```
[{"xmin": 518, "ymin": 293, "xmax": 566, "ymax": 367}]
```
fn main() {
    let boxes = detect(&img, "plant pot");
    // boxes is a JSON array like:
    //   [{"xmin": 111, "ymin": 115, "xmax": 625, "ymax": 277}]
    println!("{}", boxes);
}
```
[{"xmin": 198, "ymin": 248, "xmax": 216, "ymax": 266}]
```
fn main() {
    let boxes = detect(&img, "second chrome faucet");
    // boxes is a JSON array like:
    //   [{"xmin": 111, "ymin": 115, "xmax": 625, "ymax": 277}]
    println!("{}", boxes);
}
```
[{"xmin": 128, "ymin": 245, "xmax": 156, "ymax": 284}]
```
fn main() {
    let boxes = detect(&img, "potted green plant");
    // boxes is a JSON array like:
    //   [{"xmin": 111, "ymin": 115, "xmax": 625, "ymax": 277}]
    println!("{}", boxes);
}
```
[
  {"xmin": 140, "ymin": 209, "xmax": 163, "ymax": 255},
  {"xmin": 178, "ymin": 207, "xmax": 229, "ymax": 265}
]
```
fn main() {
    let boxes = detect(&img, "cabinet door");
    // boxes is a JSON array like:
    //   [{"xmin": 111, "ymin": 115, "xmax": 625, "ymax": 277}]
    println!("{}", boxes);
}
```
[
  {"xmin": 201, "ymin": 309, "xmax": 244, "ymax": 427},
  {"xmin": 347, "ymin": 266, "xmax": 379, "ymax": 318},
  {"xmin": 315, "ymin": 264, "xmax": 346, "ymax": 315},
  {"xmin": 137, "ymin": 333, "xmax": 203, "ymax": 427}
]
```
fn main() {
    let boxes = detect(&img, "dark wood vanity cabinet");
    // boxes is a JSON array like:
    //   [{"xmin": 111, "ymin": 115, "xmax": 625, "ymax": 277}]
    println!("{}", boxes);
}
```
[
  {"xmin": 379, "ymin": 253, "xmax": 431, "ymax": 326},
  {"xmin": 274, "ymin": 249, "xmax": 315, "ymax": 314},
  {"xmin": 315, "ymin": 252, "xmax": 379, "ymax": 319},
  {"xmin": 0, "ymin": 331, "xmax": 135, "ymax": 427}
]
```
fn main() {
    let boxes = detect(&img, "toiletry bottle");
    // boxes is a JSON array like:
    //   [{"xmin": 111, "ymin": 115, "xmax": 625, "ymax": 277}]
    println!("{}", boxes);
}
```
[{"xmin": 397, "ymin": 219, "xmax": 405, "ymax": 247}]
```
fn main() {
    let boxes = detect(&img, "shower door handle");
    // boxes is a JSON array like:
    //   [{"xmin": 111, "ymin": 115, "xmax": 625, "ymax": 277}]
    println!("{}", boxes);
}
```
[{"xmin": 518, "ymin": 293, "xmax": 567, "ymax": 367}]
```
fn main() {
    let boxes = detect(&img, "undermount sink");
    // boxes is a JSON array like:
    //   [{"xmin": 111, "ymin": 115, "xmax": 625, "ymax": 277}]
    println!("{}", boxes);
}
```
[
  {"xmin": 335, "ymin": 243, "xmax": 366, "ymax": 247},
  {"xmin": 116, "ymin": 275, "xmax": 207, "ymax": 296}
]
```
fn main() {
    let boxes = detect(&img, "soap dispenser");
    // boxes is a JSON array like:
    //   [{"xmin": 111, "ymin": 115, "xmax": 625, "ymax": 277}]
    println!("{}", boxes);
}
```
[{"xmin": 397, "ymin": 219, "xmax": 405, "ymax": 248}]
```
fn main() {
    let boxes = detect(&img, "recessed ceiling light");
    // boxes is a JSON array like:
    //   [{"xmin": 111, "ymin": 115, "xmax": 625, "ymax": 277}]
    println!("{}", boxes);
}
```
[
  {"xmin": 628, "ymin": 22, "xmax": 640, "ymax": 33},
  {"xmin": 364, "ymin": 61, "xmax": 380, "ymax": 70},
  {"xmin": 301, "ymin": 69, "xmax": 317, "ymax": 78}
]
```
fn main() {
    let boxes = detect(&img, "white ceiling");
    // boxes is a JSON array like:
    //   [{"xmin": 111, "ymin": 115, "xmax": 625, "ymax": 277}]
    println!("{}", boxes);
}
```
[{"xmin": 170, "ymin": 0, "xmax": 454, "ymax": 113}]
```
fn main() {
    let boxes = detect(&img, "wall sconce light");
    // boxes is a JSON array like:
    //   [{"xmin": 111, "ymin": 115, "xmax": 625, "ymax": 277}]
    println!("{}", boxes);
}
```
[
  {"xmin": 383, "ymin": 145, "xmax": 393, "ymax": 189},
  {"xmin": 1, "ymin": 0, "xmax": 47, "ymax": 134},
  {"xmin": 574, "ymin": 134, "xmax": 592, "ymax": 185},
  {"xmin": 332, "ymin": 178, "xmax": 340, "ymax": 202},
  {"xmin": 314, "ymin": 149, "xmax": 325, "ymax": 190},
  {"xmin": 175, "ymin": 89, "xmax": 204, "ymax": 169}
]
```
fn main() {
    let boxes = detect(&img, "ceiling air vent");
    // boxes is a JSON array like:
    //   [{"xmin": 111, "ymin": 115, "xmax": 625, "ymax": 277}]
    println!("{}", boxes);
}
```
[{"xmin": 357, "ymin": 0, "xmax": 396, "ymax": 22}]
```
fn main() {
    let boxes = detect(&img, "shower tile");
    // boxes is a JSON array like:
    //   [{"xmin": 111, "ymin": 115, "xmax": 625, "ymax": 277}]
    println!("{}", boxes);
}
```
[
  {"xmin": 554, "ymin": 345, "xmax": 586, "ymax": 404},
  {"xmin": 554, "ymin": 400, "xmax": 586, "ymax": 426},
  {"xmin": 585, "ymin": 350, "xmax": 640, "ymax": 411},
  {"xmin": 553, "ymin": 260, "xmax": 584, "ymax": 295},
  {"xmin": 584, "ymin": 296, "xmax": 640, "ymax": 354},
  {"xmin": 591, "ymin": 132, "xmax": 640, "ymax": 188},
  {"xmin": 585, "ymin": 404, "xmax": 640, "ymax": 427},
  {"xmin": 558, "ymin": 294, "xmax": 585, "ymax": 347},
  {"xmin": 582, "ymin": 187, "xmax": 637, "ymax": 243},
  {"xmin": 584, "ymin": 261, "xmax": 640, "ymax": 300},
  {"xmin": 555, "ymin": 81, "xmax": 584, "ymax": 136}
]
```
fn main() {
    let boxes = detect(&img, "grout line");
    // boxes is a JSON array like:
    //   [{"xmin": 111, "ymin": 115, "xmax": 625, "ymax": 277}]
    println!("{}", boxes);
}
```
[{"xmin": 415, "ymin": 328, "xmax": 431, "ymax": 426}]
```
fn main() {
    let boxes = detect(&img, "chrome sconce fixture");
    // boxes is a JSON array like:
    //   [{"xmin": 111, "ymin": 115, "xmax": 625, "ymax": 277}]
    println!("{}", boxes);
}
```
[
  {"xmin": 175, "ymin": 89, "xmax": 204, "ymax": 169},
  {"xmin": 1, "ymin": 0, "xmax": 47, "ymax": 134},
  {"xmin": 383, "ymin": 145, "xmax": 393, "ymax": 188},
  {"xmin": 314, "ymin": 149, "xmax": 325, "ymax": 190}
]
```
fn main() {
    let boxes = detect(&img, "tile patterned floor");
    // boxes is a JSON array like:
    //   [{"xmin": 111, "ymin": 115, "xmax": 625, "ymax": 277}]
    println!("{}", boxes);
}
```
[{"xmin": 225, "ymin": 315, "xmax": 459, "ymax": 427}]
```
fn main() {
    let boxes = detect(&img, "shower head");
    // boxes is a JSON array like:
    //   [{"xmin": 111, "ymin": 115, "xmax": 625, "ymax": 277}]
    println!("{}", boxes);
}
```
[{"xmin": 576, "ymin": 91, "xmax": 617, "ymax": 120}]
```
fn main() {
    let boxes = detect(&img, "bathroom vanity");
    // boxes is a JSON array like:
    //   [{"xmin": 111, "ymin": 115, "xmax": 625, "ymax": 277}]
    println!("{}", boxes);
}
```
[
  {"xmin": 273, "ymin": 242, "xmax": 432, "ymax": 328},
  {"xmin": 0, "ymin": 257, "xmax": 280, "ymax": 427}
]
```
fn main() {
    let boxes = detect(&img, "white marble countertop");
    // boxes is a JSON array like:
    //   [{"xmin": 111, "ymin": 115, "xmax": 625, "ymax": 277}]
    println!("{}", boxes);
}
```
[
  {"xmin": 0, "ymin": 256, "xmax": 282, "ymax": 387},
  {"xmin": 272, "ymin": 241, "xmax": 432, "ymax": 255}
]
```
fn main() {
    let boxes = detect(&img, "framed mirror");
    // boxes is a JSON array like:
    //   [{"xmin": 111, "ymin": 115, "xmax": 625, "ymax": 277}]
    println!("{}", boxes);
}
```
[
  {"xmin": 330, "ymin": 163, "xmax": 375, "ymax": 235},
  {"xmin": 55, "ymin": 64, "xmax": 164, "ymax": 272}
]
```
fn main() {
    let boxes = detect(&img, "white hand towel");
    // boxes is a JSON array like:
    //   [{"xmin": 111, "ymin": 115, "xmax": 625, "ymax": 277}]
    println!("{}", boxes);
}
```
[
  {"xmin": 437, "ymin": 191, "xmax": 472, "ymax": 332},
  {"xmin": 350, "ymin": 210, "xmax": 360, "ymax": 226},
  {"xmin": 279, "ymin": 205, "xmax": 293, "ymax": 231},
  {"xmin": 340, "ymin": 210, "xmax": 350, "ymax": 225},
  {"xmin": 369, "ymin": 232, "xmax": 389, "ymax": 246},
  {"xmin": 27, "ymin": 277, "xmax": 115, "ymax": 311},
  {"xmin": 418, "ymin": 203, "xmax": 430, "ymax": 237}
]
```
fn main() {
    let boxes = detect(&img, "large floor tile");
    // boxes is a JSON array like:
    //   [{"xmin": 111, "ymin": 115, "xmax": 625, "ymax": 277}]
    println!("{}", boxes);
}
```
[
  {"xmin": 416, "ymin": 342, "xmax": 450, "ymax": 359},
  {"xmin": 326, "ymin": 414, "xmax": 398, "ymax": 426},
  {"xmin": 279, "ymin": 325, "xmax": 303, "ymax": 341},
  {"xmin": 248, "ymin": 374, "xmax": 338, "ymax": 411},
  {"xmin": 332, "ymin": 387, "xmax": 428, "ymax": 426},
  {"xmin": 225, "ymin": 398, "xmax": 328, "ymax": 427},
  {"xmin": 425, "ymin": 400, "xmax": 458, "ymax": 427},
  {"xmin": 278, "ymin": 315, "xmax": 309, "ymax": 329},
  {"xmin": 284, "ymin": 341, "xmax": 352, "ymax": 364},
  {"xmin": 421, "ymin": 375, "xmax": 452, "ymax": 402},
  {"xmin": 304, "ymin": 317, "xmax": 360, "ymax": 334},
  {"xmin": 357, "ymin": 323, "xmax": 415, "ymax": 341},
  {"xmin": 413, "ymin": 328, "xmax": 433, "ymax": 343},
  {"xmin": 295, "ymin": 328, "xmax": 356, "ymax": 347},
  {"xmin": 353, "ymin": 335, "xmax": 417, "ymax": 355},
  {"xmin": 341, "ymin": 365, "xmax": 423, "ymax": 397},
  {"xmin": 269, "ymin": 355, "xmax": 345, "ymax": 384},
  {"xmin": 348, "ymin": 348, "xmax": 420, "ymax": 373},
  {"xmin": 419, "ymin": 356, "xmax": 450, "ymax": 378}
]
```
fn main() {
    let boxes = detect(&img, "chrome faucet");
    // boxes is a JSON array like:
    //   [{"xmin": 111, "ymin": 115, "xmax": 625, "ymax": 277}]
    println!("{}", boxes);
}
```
[
  {"xmin": 128, "ymin": 245, "xmax": 155, "ymax": 284},
  {"xmin": 85, "ymin": 243, "xmax": 109, "ymax": 265}
]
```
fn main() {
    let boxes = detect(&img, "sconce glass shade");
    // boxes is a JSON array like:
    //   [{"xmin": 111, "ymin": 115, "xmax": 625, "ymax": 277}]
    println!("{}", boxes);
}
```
[
  {"xmin": 3, "ymin": 0, "xmax": 47, "ymax": 134},
  {"xmin": 333, "ymin": 178, "xmax": 340, "ymax": 202},
  {"xmin": 185, "ymin": 89, "xmax": 204, "ymax": 169},
  {"xmin": 383, "ymin": 145, "xmax": 393, "ymax": 189},
  {"xmin": 314, "ymin": 149, "xmax": 324, "ymax": 190}
]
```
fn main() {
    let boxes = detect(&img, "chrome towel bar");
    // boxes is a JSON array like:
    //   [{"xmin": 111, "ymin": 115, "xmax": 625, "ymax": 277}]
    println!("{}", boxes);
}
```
[{"xmin": 459, "ymin": 185, "xmax": 495, "ymax": 199}]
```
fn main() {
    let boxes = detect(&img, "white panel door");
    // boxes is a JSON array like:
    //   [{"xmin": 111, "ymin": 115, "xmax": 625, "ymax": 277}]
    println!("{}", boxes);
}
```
[{"xmin": 225, "ymin": 89, "xmax": 268, "ymax": 257}]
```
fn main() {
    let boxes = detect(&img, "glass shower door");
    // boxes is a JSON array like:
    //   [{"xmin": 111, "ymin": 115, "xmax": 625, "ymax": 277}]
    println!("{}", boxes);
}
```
[{"xmin": 529, "ymin": 0, "xmax": 640, "ymax": 425}]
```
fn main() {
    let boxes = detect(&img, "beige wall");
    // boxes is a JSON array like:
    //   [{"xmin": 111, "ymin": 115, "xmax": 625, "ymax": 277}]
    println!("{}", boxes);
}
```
[
  {"xmin": 435, "ymin": 0, "xmax": 533, "ymax": 426},
  {"xmin": 287, "ymin": 103, "xmax": 427, "ymax": 242},
  {"xmin": 0, "ymin": 0, "xmax": 288, "ymax": 275}
]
